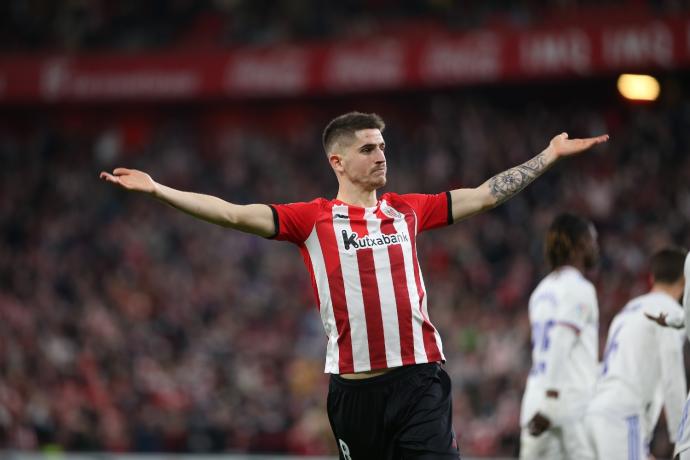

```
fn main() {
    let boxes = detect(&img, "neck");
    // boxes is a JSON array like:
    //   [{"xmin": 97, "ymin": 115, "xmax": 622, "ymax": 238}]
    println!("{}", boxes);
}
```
[
  {"xmin": 651, "ymin": 283, "xmax": 682, "ymax": 301},
  {"xmin": 336, "ymin": 185, "xmax": 378, "ymax": 208},
  {"xmin": 558, "ymin": 261, "xmax": 585, "ymax": 273}
]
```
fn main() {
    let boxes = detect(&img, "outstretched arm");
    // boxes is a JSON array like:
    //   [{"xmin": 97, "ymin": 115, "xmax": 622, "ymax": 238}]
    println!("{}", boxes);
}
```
[
  {"xmin": 99, "ymin": 168, "xmax": 275, "ymax": 237},
  {"xmin": 644, "ymin": 312, "xmax": 684, "ymax": 329},
  {"xmin": 449, "ymin": 132, "xmax": 609, "ymax": 222}
]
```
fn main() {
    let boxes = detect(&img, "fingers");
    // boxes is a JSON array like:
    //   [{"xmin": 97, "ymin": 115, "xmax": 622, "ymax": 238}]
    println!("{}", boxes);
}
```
[
  {"xmin": 99, "ymin": 172, "xmax": 121, "ymax": 185},
  {"xmin": 644, "ymin": 313, "xmax": 656, "ymax": 321},
  {"xmin": 113, "ymin": 167, "xmax": 131, "ymax": 176}
]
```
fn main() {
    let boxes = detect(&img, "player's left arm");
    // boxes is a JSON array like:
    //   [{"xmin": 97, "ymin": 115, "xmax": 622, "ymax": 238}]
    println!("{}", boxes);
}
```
[{"xmin": 449, "ymin": 132, "xmax": 609, "ymax": 222}]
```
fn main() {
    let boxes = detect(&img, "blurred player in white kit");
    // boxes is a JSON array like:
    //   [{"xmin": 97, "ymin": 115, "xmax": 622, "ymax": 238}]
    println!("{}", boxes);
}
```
[
  {"xmin": 676, "ymin": 250, "xmax": 690, "ymax": 460},
  {"xmin": 520, "ymin": 213, "xmax": 600, "ymax": 460},
  {"xmin": 646, "ymin": 251, "xmax": 690, "ymax": 460},
  {"xmin": 586, "ymin": 247, "xmax": 687, "ymax": 460}
]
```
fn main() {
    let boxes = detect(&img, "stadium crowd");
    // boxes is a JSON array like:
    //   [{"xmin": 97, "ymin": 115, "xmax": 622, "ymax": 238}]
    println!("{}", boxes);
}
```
[
  {"xmin": 1, "ymin": 82, "xmax": 690, "ymax": 457},
  {"xmin": 1, "ymin": 0, "xmax": 686, "ymax": 52}
]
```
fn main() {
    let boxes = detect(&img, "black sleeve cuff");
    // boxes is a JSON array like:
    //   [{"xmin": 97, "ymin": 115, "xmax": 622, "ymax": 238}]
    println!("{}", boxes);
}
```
[
  {"xmin": 445, "ymin": 191, "xmax": 453, "ymax": 225},
  {"xmin": 266, "ymin": 205, "xmax": 280, "ymax": 239}
]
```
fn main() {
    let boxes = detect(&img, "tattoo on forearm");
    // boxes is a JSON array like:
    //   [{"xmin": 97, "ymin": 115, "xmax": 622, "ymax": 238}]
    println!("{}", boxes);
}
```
[{"xmin": 487, "ymin": 151, "xmax": 549, "ymax": 205}]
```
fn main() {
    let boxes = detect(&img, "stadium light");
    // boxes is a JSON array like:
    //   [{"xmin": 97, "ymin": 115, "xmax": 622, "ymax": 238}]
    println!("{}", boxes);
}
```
[{"xmin": 617, "ymin": 74, "xmax": 660, "ymax": 101}]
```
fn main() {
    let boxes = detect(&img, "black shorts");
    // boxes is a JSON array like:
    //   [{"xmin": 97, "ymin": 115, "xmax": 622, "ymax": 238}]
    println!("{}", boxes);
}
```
[{"xmin": 327, "ymin": 362, "xmax": 461, "ymax": 460}]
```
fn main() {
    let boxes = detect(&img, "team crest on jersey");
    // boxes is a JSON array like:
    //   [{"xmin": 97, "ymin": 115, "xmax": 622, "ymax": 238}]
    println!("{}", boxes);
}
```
[{"xmin": 381, "ymin": 205, "xmax": 403, "ymax": 220}]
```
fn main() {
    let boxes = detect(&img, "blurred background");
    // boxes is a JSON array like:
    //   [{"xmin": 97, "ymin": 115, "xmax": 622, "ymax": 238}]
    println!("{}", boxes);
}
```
[{"xmin": 2, "ymin": 0, "xmax": 690, "ymax": 458}]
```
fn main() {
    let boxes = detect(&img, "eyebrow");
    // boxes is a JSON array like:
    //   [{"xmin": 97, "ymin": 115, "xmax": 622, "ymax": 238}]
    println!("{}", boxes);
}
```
[{"xmin": 359, "ymin": 142, "xmax": 385, "ymax": 151}]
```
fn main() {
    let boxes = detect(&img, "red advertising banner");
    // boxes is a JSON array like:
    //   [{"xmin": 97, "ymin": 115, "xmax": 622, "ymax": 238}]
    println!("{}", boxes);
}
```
[{"xmin": 1, "ymin": 15, "xmax": 689, "ymax": 103}]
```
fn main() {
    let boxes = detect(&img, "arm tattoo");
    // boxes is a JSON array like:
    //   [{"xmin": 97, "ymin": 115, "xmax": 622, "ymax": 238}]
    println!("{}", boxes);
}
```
[{"xmin": 487, "ymin": 151, "xmax": 549, "ymax": 205}]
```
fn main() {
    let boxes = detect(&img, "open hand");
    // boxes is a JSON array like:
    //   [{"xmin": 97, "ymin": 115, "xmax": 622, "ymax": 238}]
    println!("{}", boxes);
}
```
[
  {"xmin": 644, "ymin": 312, "xmax": 683, "ymax": 329},
  {"xmin": 548, "ymin": 132, "xmax": 609, "ymax": 159},
  {"xmin": 527, "ymin": 412, "xmax": 551, "ymax": 436},
  {"xmin": 99, "ymin": 168, "xmax": 157, "ymax": 194}
]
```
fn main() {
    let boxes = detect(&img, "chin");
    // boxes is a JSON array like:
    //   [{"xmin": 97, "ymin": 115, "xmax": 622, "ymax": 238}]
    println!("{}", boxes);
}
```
[{"xmin": 372, "ymin": 177, "xmax": 387, "ymax": 189}]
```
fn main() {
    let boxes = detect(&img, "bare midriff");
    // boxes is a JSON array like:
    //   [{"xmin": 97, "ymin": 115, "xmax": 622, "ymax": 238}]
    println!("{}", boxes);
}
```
[{"xmin": 339, "ymin": 368, "xmax": 393, "ymax": 380}]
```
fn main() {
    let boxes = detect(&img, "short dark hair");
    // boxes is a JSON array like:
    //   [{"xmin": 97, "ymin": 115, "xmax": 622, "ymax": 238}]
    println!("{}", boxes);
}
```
[
  {"xmin": 545, "ymin": 213, "xmax": 594, "ymax": 270},
  {"xmin": 322, "ymin": 112, "xmax": 385, "ymax": 155},
  {"xmin": 651, "ymin": 247, "xmax": 687, "ymax": 284}
]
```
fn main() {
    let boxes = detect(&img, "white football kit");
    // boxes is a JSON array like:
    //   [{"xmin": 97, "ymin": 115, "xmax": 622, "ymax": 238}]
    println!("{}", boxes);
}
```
[
  {"xmin": 520, "ymin": 266, "xmax": 599, "ymax": 460},
  {"xmin": 585, "ymin": 290, "xmax": 686, "ymax": 460},
  {"xmin": 673, "ymin": 253, "xmax": 690, "ymax": 460}
]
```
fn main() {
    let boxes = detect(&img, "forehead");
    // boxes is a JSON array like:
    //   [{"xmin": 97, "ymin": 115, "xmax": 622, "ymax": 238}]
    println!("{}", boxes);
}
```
[{"xmin": 353, "ymin": 128, "xmax": 384, "ymax": 145}]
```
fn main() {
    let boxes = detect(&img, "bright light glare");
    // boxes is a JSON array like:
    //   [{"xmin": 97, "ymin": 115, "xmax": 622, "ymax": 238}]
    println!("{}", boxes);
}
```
[{"xmin": 617, "ymin": 74, "xmax": 660, "ymax": 101}]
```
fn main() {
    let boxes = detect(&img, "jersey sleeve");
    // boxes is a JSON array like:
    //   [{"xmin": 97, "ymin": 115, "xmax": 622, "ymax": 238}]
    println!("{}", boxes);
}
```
[
  {"xmin": 659, "ymin": 323, "xmax": 686, "ymax": 442},
  {"xmin": 557, "ymin": 281, "xmax": 597, "ymax": 333},
  {"xmin": 397, "ymin": 192, "xmax": 452, "ymax": 233},
  {"xmin": 268, "ymin": 199, "xmax": 321, "ymax": 245}
]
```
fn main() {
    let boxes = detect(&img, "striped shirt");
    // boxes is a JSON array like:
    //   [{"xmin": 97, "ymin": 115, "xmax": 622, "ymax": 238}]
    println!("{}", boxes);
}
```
[{"xmin": 270, "ymin": 192, "xmax": 452, "ymax": 374}]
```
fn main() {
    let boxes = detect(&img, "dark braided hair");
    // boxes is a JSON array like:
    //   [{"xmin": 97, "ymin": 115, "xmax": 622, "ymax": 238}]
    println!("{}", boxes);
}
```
[{"xmin": 545, "ymin": 213, "xmax": 594, "ymax": 270}]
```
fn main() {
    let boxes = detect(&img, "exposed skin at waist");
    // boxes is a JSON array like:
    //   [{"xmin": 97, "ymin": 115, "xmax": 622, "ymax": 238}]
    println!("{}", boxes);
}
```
[
  {"xmin": 339, "ymin": 361, "xmax": 442, "ymax": 379},
  {"xmin": 339, "ymin": 368, "xmax": 393, "ymax": 379}
]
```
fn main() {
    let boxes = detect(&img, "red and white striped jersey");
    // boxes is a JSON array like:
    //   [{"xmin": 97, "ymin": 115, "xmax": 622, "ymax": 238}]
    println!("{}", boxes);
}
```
[{"xmin": 269, "ymin": 192, "xmax": 452, "ymax": 374}]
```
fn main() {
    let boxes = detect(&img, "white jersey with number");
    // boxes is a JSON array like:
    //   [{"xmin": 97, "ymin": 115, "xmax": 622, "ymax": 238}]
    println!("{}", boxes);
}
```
[
  {"xmin": 586, "ymin": 291, "xmax": 685, "ymax": 459},
  {"xmin": 520, "ymin": 266, "xmax": 599, "ymax": 427}
]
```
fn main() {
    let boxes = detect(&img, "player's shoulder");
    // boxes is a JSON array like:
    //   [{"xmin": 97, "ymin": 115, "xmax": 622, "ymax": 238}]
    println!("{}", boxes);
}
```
[
  {"xmin": 544, "ymin": 266, "xmax": 593, "ymax": 290},
  {"xmin": 290, "ymin": 197, "xmax": 333, "ymax": 210},
  {"xmin": 638, "ymin": 292, "xmax": 681, "ymax": 314},
  {"xmin": 273, "ymin": 197, "xmax": 331, "ymax": 219},
  {"xmin": 561, "ymin": 266, "xmax": 594, "ymax": 288},
  {"xmin": 380, "ymin": 192, "xmax": 417, "ymax": 212},
  {"xmin": 381, "ymin": 191, "xmax": 406, "ymax": 204},
  {"xmin": 551, "ymin": 267, "xmax": 597, "ymax": 303}
]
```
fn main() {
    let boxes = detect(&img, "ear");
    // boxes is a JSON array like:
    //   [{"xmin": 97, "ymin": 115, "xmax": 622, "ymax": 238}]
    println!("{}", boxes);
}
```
[{"xmin": 329, "ymin": 153, "xmax": 344, "ymax": 172}]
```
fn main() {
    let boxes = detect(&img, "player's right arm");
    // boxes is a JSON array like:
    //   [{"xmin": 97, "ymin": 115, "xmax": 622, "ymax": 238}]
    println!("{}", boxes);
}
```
[{"xmin": 99, "ymin": 168, "xmax": 275, "ymax": 237}]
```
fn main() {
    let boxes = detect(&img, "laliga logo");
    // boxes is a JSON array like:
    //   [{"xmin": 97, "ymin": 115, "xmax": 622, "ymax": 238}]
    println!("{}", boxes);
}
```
[{"xmin": 41, "ymin": 59, "xmax": 71, "ymax": 100}]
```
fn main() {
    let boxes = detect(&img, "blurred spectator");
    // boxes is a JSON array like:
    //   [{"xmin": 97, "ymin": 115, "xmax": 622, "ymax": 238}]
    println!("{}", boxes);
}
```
[
  {"xmin": 1, "ymin": 80, "xmax": 690, "ymax": 456},
  {"xmin": 1, "ymin": 0, "xmax": 688, "ymax": 52}
]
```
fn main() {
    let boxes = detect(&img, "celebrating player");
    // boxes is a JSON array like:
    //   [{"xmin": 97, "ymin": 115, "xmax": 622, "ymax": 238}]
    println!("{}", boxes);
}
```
[
  {"xmin": 519, "ymin": 213, "xmax": 600, "ymax": 460},
  {"xmin": 586, "ymin": 247, "xmax": 687, "ymax": 459},
  {"xmin": 101, "ymin": 112, "xmax": 608, "ymax": 459}
]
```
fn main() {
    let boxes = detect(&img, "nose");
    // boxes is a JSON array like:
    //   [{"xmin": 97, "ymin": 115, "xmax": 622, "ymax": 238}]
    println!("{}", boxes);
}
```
[{"xmin": 373, "ymin": 147, "xmax": 386, "ymax": 163}]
